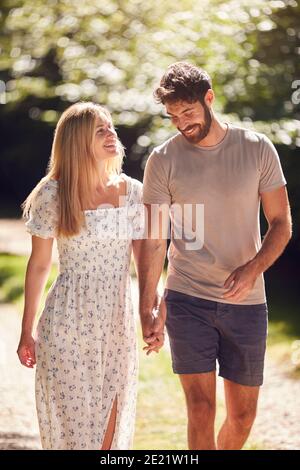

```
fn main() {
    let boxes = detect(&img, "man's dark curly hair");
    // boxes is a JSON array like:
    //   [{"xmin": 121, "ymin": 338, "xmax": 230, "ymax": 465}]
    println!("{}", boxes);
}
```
[{"xmin": 154, "ymin": 62, "xmax": 212, "ymax": 105}]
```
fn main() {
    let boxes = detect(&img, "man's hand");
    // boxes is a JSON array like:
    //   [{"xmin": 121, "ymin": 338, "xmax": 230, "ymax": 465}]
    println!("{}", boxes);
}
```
[
  {"xmin": 223, "ymin": 260, "xmax": 260, "ymax": 302},
  {"xmin": 141, "ymin": 294, "xmax": 166, "ymax": 355}
]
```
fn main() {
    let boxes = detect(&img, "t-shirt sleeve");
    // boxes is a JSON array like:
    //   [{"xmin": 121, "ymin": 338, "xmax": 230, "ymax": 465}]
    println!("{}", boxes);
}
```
[
  {"xmin": 259, "ymin": 136, "xmax": 287, "ymax": 193},
  {"xmin": 142, "ymin": 149, "xmax": 172, "ymax": 206},
  {"xmin": 25, "ymin": 181, "xmax": 59, "ymax": 239}
]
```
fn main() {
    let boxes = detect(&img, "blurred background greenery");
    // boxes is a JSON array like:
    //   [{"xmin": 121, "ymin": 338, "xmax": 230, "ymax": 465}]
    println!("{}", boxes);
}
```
[{"xmin": 0, "ymin": 0, "xmax": 299, "ymax": 449}]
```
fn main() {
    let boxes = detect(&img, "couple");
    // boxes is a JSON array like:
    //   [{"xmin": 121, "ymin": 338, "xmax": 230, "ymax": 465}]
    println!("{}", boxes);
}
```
[{"xmin": 17, "ymin": 62, "xmax": 291, "ymax": 450}]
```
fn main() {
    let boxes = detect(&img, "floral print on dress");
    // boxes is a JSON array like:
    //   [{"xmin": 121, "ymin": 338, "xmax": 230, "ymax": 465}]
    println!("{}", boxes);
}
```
[{"xmin": 25, "ymin": 174, "xmax": 144, "ymax": 450}]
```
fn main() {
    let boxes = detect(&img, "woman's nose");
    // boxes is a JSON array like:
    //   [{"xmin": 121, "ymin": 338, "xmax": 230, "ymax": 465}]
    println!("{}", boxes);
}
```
[{"xmin": 107, "ymin": 127, "xmax": 117, "ymax": 136}]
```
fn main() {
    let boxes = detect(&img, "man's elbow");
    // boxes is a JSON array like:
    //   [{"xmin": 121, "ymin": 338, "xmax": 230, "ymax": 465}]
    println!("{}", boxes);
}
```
[
  {"xmin": 285, "ymin": 212, "xmax": 293, "ymax": 242},
  {"xmin": 268, "ymin": 215, "xmax": 292, "ymax": 247},
  {"xmin": 287, "ymin": 222, "xmax": 293, "ymax": 242},
  {"xmin": 279, "ymin": 216, "xmax": 293, "ymax": 244}
]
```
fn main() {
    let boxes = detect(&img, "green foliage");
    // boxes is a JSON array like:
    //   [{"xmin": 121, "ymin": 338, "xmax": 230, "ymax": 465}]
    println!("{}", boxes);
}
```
[
  {"xmin": 1, "ymin": 0, "xmax": 299, "ymax": 152},
  {"xmin": 0, "ymin": 252, "xmax": 57, "ymax": 305},
  {"xmin": 223, "ymin": 0, "xmax": 300, "ymax": 121},
  {"xmin": 0, "ymin": 0, "xmax": 299, "ymax": 137}
]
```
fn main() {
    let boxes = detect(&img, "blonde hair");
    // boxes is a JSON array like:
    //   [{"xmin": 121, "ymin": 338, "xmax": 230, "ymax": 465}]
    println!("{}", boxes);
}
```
[{"xmin": 22, "ymin": 102, "xmax": 124, "ymax": 237}]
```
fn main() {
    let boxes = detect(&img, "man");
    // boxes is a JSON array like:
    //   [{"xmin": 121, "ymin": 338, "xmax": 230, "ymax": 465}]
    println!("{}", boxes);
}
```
[{"xmin": 138, "ymin": 62, "xmax": 292, "ymax": 450}]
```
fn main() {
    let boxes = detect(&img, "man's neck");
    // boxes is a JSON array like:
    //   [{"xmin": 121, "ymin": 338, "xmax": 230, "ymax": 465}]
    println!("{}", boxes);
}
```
[{"xmin": 195, "ymin": 117, "xmax": 228, "ymax": 148}]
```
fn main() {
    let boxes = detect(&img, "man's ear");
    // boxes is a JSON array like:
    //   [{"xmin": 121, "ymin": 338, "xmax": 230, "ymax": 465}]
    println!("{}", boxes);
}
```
[{"xmin": 204, "ymin": 88, "xmax": 214, "ymax": 107}]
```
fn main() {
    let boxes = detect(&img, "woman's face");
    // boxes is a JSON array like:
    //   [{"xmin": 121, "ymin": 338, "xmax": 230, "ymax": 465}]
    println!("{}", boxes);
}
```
[{"xmin": 93, "ymin": 114, "xmax": 119, "ymax": 161}]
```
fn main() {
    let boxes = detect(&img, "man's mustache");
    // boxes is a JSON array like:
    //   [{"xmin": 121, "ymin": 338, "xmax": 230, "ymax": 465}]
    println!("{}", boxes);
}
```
[{"xmin": 179, "ymin": 124, "xmax": 200, "ymax": 133}]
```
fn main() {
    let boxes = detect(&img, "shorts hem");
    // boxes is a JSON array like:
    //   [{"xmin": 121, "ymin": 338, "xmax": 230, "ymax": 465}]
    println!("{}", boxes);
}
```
[
  {"xmin": 172, "ymin": 364, "xmax": 216, "ymax": 375},
  {"xmin": 219, "ymin": 367, "xmax": 263, "ymax": 387}
]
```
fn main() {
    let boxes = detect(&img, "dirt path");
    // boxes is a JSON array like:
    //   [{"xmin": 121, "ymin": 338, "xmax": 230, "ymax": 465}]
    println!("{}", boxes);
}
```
[
  {"xmin": 0, "ymin": 218, "xmax": 58, "ymax": 262},
  {"xmin": 0, "ymin": 219, "xmax": 299, "ymax": 450},
  {"xmin": 0, "ymin": 304, "xmax": 41, "ymax": 449},
  {"xmin": 251, "ymin": 357, "xmax": 300, "ymax": 449}
]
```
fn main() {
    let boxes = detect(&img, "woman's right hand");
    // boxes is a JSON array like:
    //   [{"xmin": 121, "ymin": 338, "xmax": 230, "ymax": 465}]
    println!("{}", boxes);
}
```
[{"xmin": 17, "ymin": 334, "xmax": 36, "ymax": 368}]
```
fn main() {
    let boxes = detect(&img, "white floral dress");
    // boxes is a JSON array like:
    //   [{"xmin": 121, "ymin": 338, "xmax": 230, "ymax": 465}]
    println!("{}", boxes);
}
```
[{"xmin": 25, "ymin": 174, "xmax": 144, "ymax": 450}]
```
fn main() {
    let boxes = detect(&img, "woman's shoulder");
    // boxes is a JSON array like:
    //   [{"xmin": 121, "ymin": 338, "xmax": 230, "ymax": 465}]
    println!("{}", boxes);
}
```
[
  {"xmin": 33, "ymin": 178, "xmax": 59, "ymax": 207},
  {"xmin": 38, "ymin": 178, "xmax": 58, "ymax": 193},
  {"xmin": 121, "ymin": 173, "xmax": 142, "ymax": 191},
  {"xmin": 121, "ymin": 174, "xmax": 143, "ymax": 204},
  {"xmin": 25, "ymin": 178, "xmax": 59, "ymax": 239}
]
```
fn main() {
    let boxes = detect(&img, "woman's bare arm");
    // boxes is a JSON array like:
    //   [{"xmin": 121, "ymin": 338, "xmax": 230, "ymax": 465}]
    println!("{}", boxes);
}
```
[{"xmin": 17, "ymin": 236, "xmax": 53, "ymax": 368}]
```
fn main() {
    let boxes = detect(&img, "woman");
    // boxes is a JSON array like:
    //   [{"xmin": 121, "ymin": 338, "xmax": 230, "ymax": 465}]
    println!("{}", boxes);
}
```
[{"xmin": 17, "ymin": 102, "xmax": 164, "ymax": 450}]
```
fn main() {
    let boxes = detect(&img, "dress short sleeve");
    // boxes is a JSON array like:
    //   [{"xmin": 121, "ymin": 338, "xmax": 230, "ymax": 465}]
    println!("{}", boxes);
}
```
[
  {"xmin": 25, "ymin": 180, "xmax": 59, "ymax": 239},
  {"xmin": 127, "ymin": 177, "xmax": 145, "ymax": 240}
]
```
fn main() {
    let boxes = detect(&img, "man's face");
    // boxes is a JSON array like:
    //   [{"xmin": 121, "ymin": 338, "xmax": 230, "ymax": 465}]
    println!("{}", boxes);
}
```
[{"xmin": 165, "ymin": 99, "xmax": 212, "ymax": 144}]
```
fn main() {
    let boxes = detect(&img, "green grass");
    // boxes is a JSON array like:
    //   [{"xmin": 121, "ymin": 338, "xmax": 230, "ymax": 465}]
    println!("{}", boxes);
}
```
[
  {"xmin": 0, "ymin": 252, "xmax": 58, "ymax": 312},
  {"xmin": 134, "ymin": 334, "xmax": 187, "ymax": 450},
  {"xmin": 0, "ymin": 253, "xmax": 28, "ymax": 303},
  {"xmin": 265, "ymin": 277, "xmax": 300, "ymax": 379}
]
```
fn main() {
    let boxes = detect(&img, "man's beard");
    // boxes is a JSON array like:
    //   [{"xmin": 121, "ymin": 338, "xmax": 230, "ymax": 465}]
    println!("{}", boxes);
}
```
[{"xmin": 179, "ymin": 104, "xmax": 212, "ymax": 144}]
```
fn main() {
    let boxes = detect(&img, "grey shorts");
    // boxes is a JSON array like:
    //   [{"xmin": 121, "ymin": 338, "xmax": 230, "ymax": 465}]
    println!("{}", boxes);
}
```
[{"xmin": 164, "ymin": 289, "xmax": 268, "ymax": 387}]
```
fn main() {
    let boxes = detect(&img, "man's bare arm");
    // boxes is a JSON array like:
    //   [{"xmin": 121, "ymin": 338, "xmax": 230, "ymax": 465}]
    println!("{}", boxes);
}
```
[
  {"xmin": 252, "ymin": 185, "xmax": 292, "ymax": 273},
  {"xmin": 134, "ymin": 204, "xmax": 168, "ymax": 349},
  {"xmin": 223, "ymin": 186, "xmax": 292, "ymax": 301},
  {"xmin": 138, "ymin": 203, "xmax": 168, "ymax": 312}
]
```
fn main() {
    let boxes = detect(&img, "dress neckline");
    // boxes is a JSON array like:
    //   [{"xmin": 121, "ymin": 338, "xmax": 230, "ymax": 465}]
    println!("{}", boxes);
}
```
[
  {"xmin": 84, "ymin": 173, "xmax": 132, "ymax": 213},
  {"xmin": 48, "ymin": 174, "xmax": 132, "ymax": 213}
]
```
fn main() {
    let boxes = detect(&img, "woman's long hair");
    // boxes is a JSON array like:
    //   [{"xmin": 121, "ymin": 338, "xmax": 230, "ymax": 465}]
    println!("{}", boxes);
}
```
[{"xmin": 22, "ymin": 102, "xmax": 124, "ymax": 237}]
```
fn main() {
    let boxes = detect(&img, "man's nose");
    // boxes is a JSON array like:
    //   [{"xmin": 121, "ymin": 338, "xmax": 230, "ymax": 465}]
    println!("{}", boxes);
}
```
[{"xmin": 178, "ymin": 118, "xmax": 188, "ymax": 130}]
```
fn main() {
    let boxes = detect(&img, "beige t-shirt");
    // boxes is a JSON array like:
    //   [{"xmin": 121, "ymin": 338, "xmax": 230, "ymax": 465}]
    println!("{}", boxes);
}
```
[{"xmin": 143, "ymin": 123, "xmax": 287, "ymax": 305}]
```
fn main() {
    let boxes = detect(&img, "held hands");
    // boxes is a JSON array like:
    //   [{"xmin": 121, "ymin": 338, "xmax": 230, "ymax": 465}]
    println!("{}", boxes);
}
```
[
  {"xmin": 142, "ymin": 293, "xmax": 166, "ymax": 356},
  {"xmin": 17, "ymin": 333, "xmax": 36, "ymax": 368},
  {"xmin": 223, "ymin": 260, "xmax": 260, "ymax": 302}
]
